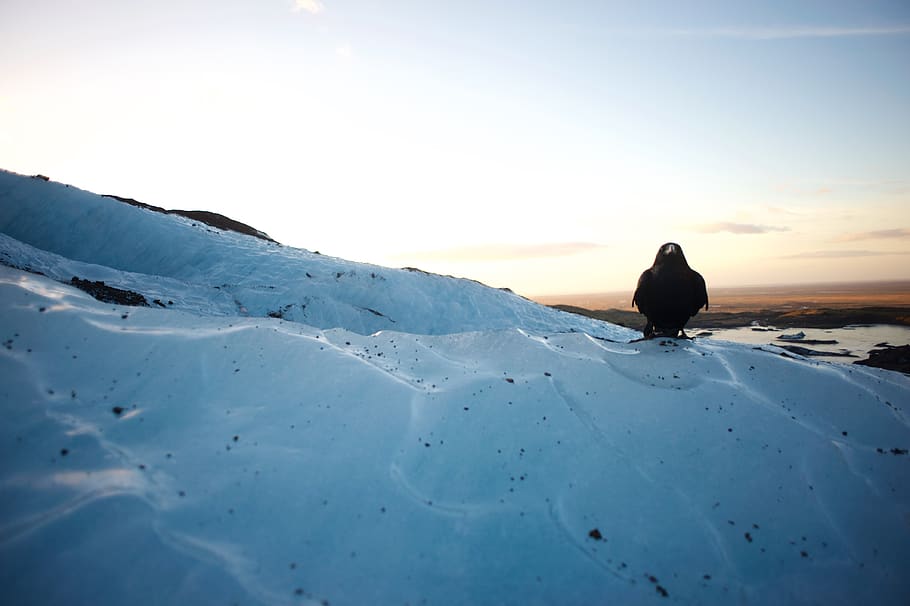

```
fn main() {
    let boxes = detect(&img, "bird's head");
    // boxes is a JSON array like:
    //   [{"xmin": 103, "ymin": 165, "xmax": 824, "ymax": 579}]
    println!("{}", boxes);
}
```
[{"xmin": 653, "ymin": 242, "xmax": 689, "ymax": 267}]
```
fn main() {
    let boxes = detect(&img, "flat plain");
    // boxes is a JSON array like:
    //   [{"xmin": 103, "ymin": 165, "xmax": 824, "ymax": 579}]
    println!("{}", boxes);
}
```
[{"xmin": 533, "ymin": 281, "xmax": 910, "ymax": 329}]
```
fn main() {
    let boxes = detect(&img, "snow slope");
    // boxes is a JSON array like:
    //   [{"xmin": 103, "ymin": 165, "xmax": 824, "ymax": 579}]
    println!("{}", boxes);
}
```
[
  {"xmin": 0, "ymin": 170, "xmax": 631, "ymax": 339},
  {"xmin": 1, "ymin": 170, "xmax": 909, "ymax": 605}
]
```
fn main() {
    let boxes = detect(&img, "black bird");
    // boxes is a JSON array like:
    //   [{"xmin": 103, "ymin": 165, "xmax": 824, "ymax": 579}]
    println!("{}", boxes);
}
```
[{"xmin": 632, "ymin": 242, "xmax": 708, "ymax": 338}]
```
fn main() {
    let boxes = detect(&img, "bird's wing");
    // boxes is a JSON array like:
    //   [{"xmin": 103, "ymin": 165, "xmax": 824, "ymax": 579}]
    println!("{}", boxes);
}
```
[
  {"xmin": 632, "ymin": 270, "xmax": 652, "ymax": 313},
  {"xmin": 692, "ymin": 271, "xmax": 708, "ymax": 313}
]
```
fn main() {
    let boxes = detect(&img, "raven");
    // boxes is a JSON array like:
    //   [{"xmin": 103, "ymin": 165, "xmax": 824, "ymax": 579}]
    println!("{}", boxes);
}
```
[{"xmin": 632, "ymin": 242, "xmax": 708, "ymax": 338}]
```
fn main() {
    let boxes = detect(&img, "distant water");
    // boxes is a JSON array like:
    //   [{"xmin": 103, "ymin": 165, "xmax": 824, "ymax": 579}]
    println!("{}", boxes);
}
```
[{"xmin": 697, "ymin": 324, "xmax": 910, "ymax": 365}]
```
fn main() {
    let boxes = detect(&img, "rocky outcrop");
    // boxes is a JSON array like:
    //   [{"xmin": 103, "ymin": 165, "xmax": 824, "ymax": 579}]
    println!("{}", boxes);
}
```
[
  {"xmin": 855, "ymin": 344, "xmax": 910, "ymax": 375},
  {"xmin": 102, "ymin": 194, "xmax": 277, "ymax": 243}
]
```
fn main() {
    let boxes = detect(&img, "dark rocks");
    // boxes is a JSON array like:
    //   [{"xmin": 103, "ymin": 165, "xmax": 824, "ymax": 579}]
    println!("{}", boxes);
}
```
[
  {"xmin": 70, "ymin": 277, "xmax": 148, "ymax": 307},
  {"xmin": 101, "ymin": 194, "xmax": 277, "ymax": 243},
  {"xmin": 875, "ymin": 447, "xmax": 906, "ymax": 455},
  {"xmin": 778, "ymin": 345, "xmax": 856, "ymax": 358},
  {"xmin": 855, "ymin": 344, "xmax": 910, "ymax": 375}
]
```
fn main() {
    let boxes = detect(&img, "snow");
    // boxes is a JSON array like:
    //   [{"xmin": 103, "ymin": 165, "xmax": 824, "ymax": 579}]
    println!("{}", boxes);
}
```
[
  {"xmin": 0, "ymin": 170, "xmax": 631, "ymax": 340},
  {"xmin": 1, "ymin": 169, "xmax": 909, "ymax": 605}
]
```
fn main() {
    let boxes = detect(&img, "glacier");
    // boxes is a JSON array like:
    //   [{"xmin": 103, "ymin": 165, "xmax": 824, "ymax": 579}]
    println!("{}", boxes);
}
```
[{"xmin": 1, "ymin": 169, "xmax": 909, "ymax": 605}]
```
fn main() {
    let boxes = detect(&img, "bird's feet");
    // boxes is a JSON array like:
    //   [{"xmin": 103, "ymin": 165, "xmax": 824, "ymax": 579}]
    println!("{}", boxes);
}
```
[{"xmin": 640, "ymin": 328, "xmax": 694, "ymax": 340}]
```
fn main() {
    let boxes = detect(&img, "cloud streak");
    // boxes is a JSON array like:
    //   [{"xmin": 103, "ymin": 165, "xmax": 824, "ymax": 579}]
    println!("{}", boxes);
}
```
[
  {"xmin": 694, "ymin": 222, "xmax": 790, "ymax": 235},
  {"xmin": 781, "ymin": 250, "xmax": 909, "ymax": 260},
  {"xmin": 835, "ymin": 228, "xmax": 910, "ymax": 242},
  {"xmin": 292, "ymin": 0, "xmax": 324, "ymax": 15},
  {"xmin": 405, "ymin": 242, "xmax": 608, "ymax": 262},
  {"xmin": 655, "ymin": 25, "xmax": 910, "ymax": 40}
]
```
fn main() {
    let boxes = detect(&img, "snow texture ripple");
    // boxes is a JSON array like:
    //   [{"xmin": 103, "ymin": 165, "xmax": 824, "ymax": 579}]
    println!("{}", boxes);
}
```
[{"xmin": 1, "ymin": 169, "xmax": 909, "ymax": 605}]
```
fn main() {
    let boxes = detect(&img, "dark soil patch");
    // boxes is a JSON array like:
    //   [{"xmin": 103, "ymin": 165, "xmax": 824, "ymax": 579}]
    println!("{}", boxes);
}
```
[{"xmin": 70, "ymin": 277, "xmax": 148, "ymax": 307}]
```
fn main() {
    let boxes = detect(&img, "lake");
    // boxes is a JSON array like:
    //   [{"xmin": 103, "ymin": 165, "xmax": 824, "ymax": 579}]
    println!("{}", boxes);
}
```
[{"xmin": 697, "ymin": 324, "xmax": 910, "ymax": 365}]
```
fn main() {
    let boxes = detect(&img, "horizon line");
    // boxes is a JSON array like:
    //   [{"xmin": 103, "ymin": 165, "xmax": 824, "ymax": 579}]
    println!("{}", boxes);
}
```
[{"xmin": 528, "ymin": 278, "xmax": 910, "ymax": 300}]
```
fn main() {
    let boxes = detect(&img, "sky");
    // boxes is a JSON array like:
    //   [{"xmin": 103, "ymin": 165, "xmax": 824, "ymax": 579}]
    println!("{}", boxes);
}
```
[{"xmin": 1, "ymin": 0, "xmax": 909, "ymax": 296}]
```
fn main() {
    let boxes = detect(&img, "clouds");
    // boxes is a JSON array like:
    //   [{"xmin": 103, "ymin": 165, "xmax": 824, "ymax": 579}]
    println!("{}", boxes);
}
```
[
  {"xmin": 777, "ymin": 227, "xmax": 910, "ymax": 262},
  {"xmin": 694, "ymin": 222, "xmax": 790, "ymax": 235},
  {"xmin": 656, "ymin": 25, "xmax": 910, "ymax": 40},
  {"xmin": 292, "ymin": 0, "xmax": 324, "ymax": 15},
  {"xmin": 836, "ymin": 228, "xmax": 910, "ymax": 242},
  {"xmin": 404, "ymin": 242, "xmax": 608, "ymax": 263},
  {"xmin": 781, "ymin": 250, "xmax": 894, "ymax": 260},
  {"xmin": 780, "ymin": 250, "xmax": 887, "ymax": 259}
]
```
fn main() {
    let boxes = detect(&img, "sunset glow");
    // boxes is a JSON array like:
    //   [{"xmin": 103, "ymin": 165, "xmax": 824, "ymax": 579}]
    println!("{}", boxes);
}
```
[{"xmin": 1, "ymin": 1, "xmax": 908, "ymax": 295}]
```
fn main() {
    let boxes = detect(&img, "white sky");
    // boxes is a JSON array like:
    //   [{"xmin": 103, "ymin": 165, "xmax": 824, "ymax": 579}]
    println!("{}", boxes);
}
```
[{"xmin": 1, "ymin": 1, "xmax": 909, "ymax": 295}]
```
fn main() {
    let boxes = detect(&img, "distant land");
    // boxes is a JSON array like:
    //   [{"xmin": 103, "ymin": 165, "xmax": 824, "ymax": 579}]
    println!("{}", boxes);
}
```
[{"xmin": 533, "ymin": 281, "xmax": 910, "ymax": 329}]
